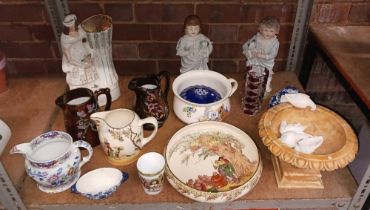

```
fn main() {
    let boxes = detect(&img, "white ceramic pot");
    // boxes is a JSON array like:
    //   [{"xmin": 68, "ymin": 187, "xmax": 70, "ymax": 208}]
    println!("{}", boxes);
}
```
[{"xmin": 172, "ymin": 70, "xmax": 238, "ymax": 124}]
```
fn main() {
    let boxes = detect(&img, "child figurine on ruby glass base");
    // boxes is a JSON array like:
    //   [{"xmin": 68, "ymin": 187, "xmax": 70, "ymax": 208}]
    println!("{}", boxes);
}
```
[
  {"xmin": 242, "ymin": 16, "xmax": 280, "ymax": 115},
  {"xmin": 242, "ymin": 16, "xmax": 280, "ymax": 94},
  {"xmin": 61, "ymin": 14, "xmax": 98, "ymax": 90},
  {"xmin": 176, "ymin": 15, "xmax": 213, "ymax": 74}
]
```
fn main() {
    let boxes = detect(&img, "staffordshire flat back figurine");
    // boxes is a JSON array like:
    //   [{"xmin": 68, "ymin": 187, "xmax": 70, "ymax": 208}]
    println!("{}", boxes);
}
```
[
  {"xmin": 242, "ymin": 16, "xmax": 280, "ymax": 93},
  {"xmin": 176, "ymin": 15, "xmax": 213, "ymax": 74},
  {"xmin": 61, "ymin": 14, "xmax": 98, "ymax": 90}
]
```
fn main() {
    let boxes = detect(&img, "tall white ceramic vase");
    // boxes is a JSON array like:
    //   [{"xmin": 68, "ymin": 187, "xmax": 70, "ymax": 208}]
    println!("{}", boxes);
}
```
[{"xmin": 81, "ymin": 15, "xmax": 120, "ymax": 105}]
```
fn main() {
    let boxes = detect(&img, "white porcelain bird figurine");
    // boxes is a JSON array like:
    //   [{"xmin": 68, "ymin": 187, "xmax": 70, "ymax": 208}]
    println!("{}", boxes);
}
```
[
  {"xmin": 279, "ymin": 121, "xmax": 324, "ymax": 154},
  {"xmin": 280, "ymin": 131, "xmax": 313, "ymax": 148},
  {"xmin": 280, "ymin": 93, "xmax": 317, "ymax": 111},
  {"xmin": 279, "ymin": 121, "xmax": 306, "ymax": 134},
  {"xmin": 294, "ymin": 136, "xmax": 324, "ymax": 154}
]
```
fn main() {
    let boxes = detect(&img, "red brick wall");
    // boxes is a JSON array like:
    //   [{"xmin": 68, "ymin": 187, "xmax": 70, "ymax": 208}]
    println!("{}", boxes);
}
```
[
  {"xmin": 305, "ymin": 54, "xmax": 367, "ymax": 133},
  {"xmin": 311, "ymin": 0, "xmax": 370, "ymax": 25},
  {"xmin": 0, "ymin": 0, "xmax": 369, "ymax": 76}
]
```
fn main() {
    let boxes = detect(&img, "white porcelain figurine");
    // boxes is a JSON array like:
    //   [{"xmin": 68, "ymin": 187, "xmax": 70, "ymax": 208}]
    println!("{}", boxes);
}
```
[
  {"xmin": 294, "ymin": 136, "xmax": 324, "ymax": 154},
  {"xmin": 61, "ymin": 14, "xmax": 98, "ymax": 91},
  {"xmin": 242, "ymin": 16, "xmax": 280, "ymax": 94},
  {"xmin": 61, "ymin": 14, "xmax": 121, "ymax": 106},
  {"xmin": 279, "ymin": 121, "xmax": 306, "ymax": 134},
  {"xmin": 279, "ymin": 121, "xmax": 324, "ymax": 154},
  {"xmin": 280, "ymin": 93, "xmax": 317, "ymax": 111},
  {"xmin": 176, "ymin": 15, "xmax": 213, "ymax": 74},
  {"xmin": 280, "ymin": 131, "xmax": 312, "ymax": 148}
]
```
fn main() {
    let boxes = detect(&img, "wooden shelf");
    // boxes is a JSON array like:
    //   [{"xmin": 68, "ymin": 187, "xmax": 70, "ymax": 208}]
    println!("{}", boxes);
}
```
[
  {"xmin": 300, "ymin": 25, "xmax": 370, "ymax": 210},
  {"xmin": 0, "ymin": 72, "xmax": 357, "ymax": 209}
]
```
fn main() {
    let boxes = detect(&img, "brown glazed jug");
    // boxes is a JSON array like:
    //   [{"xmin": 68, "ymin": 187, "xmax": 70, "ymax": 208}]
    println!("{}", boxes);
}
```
[
  {"xmin": 128, "ymin": 71, "xmax": 170, "ymax": 130},
  {"xmin": 55, "ymin": 88, "xmax": 111, "ymax": 147}
]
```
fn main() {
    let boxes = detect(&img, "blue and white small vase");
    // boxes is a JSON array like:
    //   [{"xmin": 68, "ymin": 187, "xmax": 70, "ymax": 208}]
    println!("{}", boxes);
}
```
[{"xmin": 269, "ymin": 86, "xmax": 300, "ymax": 108}]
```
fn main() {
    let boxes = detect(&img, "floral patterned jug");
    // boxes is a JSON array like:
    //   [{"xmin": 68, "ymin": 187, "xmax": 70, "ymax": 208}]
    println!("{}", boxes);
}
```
[
  {"xmin": 128, "ymin": 71, "xmax": 170, "ymax": 130},
  {"xmin": 10, "ymin": 131, "xmax": 93, "ymax": 193}
]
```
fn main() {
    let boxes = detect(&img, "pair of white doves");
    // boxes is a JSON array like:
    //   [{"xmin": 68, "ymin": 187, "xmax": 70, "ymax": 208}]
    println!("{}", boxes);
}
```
[{"xmin": 279, "ymin": 93, "xmax": 323, "ymax": 154}]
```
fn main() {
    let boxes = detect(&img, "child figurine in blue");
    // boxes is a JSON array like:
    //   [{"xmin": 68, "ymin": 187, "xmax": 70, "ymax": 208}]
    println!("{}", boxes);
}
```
[
  {"xmin": 242, "ymin": 16, "xmax": 280, "ymax": 94},
  {"xmin": 176, "ymin": 15, "xmax": 213, "ymax": 74}
]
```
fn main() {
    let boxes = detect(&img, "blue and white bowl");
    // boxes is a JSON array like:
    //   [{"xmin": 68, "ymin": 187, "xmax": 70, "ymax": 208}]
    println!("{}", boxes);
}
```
[
  {"xmin": 71, "ymin": 168, "xmax": 129, "ymax": 200},
  {"xmin": 269, "ymin": 86, "xmax": 300, "ymax": 108}
]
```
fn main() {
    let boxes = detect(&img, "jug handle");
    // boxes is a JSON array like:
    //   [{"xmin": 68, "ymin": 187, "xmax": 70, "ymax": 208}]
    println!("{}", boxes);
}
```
[
  {"xmin": 157, "ymin": 71, "xmax": 170, "ymax": 101},
  {"xmin": 228, "ymin": 78, "xmax": 238, "ymax": 97},
  {"xmin": 138, "ymin": 117, "xmax": 158, "ymax": 147},
  {"xmin": 73, "ymin": 140, "xmax": 93, "ymax": 169},
  {"xmin": 94, "ymin": 88, "xmax": 112, "ymax": 111},
  {"xmin": 128, "ymin": 78, "xmax": 139, "ymax": 91}
]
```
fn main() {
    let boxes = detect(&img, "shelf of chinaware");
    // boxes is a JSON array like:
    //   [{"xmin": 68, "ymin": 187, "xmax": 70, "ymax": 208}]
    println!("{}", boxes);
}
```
[{"xmin": 0, "ymin": 71, "xmax": 358, "ymax": 210}]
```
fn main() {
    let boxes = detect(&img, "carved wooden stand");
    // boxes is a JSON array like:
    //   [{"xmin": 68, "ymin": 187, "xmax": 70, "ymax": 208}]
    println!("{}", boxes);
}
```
[{"xmin": 272, "ymin": 155, "xmax": 324, "ymax": 189}]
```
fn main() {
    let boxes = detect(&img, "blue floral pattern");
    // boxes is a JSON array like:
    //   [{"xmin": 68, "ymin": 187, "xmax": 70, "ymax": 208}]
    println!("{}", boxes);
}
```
[
  {"xmin": 183, "ymin": 106, "xmax": 197, "ymax": 118},
  {"xmin": 269, "ymin": 86, "xmax": 300, "ymax": 107},
  {"xmin": 26, "ymin": 154, "xmax": 80, "ymax": 189},
  {"xmin": 71, "ymin": 171, "xmax": 129, "ymax": 199}
]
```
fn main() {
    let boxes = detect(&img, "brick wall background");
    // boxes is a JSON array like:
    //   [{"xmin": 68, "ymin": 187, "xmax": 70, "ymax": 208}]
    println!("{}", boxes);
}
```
[
  {"xmin": 0, "ymin": 0, "xmax": 370, "ymax": 76},
  {"xmin": 307, "ymin": 1, "xmax": 370, "ymax": 134},
  {"xmin": 305, "ymin": 55, "xmax": 367, "ymax": 133}
]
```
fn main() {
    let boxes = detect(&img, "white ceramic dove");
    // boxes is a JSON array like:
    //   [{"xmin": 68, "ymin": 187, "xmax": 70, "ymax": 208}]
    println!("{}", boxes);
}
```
[
  {"xmin": 279, "ymin": 121, "xmax": 306, "ymax": 134},
  {"xmin": 280, "ymin": 131, "xmax": 313, "ymax": 148},
  {"xmin": 294, "ymin": 136, "xmax": 324, "ymax": 154},
  {"xmin": 280, "ymin": 93, "xmax": 317, "ymax": 111},
  {"xmin": 279, "ymin": 121, "xmax": 324, "ymax": 154}
]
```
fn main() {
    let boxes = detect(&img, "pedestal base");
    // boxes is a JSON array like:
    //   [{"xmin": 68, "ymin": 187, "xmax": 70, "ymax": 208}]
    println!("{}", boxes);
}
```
[
  {"xmin": 105, "ymin": 150, "xmax": 142, "ymax": 166},
  {"xmin": 271, "ymin": 155, "xmax": 324, "ymax": 189}
]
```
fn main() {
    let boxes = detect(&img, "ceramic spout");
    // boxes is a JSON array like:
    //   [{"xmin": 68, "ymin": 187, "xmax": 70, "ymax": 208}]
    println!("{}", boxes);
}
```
[{"xmin": 10, "ymin": 143, "xmax": 32, "ymax": 156}]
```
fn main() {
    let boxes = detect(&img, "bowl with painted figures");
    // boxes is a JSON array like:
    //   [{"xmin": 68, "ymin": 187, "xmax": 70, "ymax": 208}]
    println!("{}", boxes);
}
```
[{"xmin": 165, "ymin": 121, "xmax": 262, "ymax": 203}]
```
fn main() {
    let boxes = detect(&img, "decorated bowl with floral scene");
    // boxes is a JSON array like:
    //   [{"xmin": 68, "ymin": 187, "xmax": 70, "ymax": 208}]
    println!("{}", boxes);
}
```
[{"xmin": 165, "ymin": 121, "xmax": 262, "ymax": 203}]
